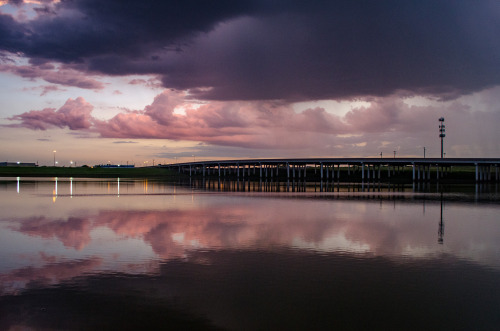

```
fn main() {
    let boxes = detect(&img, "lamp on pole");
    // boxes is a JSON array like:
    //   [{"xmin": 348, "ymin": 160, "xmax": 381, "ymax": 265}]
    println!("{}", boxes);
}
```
[
  {"xmin": 439, "ymin": 117, "xmax": 445, "ymax": 158},
  {"xmin": 393, "ymin": 150, "xmax": 396, "ymax": 158},
  {"xmin": 423, "ymin": 147, "xmax": 426, "ymax": 159},
  {"xmin": 53, "ymin": 150, "xmax": 56, "ymax": 167}
]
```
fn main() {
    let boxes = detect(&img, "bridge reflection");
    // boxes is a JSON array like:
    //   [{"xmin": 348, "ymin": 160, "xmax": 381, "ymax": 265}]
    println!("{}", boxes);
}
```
[{"xmin": 183, "ymin": 177, "xmax": 498, "ymax": 196}]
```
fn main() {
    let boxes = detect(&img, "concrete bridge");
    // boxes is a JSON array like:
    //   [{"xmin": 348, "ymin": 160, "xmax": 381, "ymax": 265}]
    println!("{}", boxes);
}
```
[{"xmin": 165, "ymin": 158, "xmax": 500, "ymax": 182}]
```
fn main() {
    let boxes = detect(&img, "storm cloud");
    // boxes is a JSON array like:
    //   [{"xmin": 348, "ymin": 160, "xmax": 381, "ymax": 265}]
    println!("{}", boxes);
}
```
[{"xmin": 1, "ymin": 0, "xmax": 498, "ymax": 101}]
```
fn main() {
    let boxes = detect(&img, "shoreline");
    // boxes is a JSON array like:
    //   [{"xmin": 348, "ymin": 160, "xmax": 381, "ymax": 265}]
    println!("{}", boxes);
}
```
[{"xmin": 0, "ymin": 165, "xmax": 490, "ymax": 184}]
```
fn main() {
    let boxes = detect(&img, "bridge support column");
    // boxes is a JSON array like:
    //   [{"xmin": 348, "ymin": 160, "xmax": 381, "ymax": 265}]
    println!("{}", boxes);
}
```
[
  {"xmin": 260, "ymin": 163, "xmax": 262, "ymax": 178},
  {"xmin": 361, "ymin": 163, "xmax": 365, "ymax": 181},
  {"xmin": 304, "ymin": 165, "xmax": 307, "ymax": 178},
  {"xmin": 189, "ymin": 165, "xmax": 192, "ymax": 177},
  {"xmin": 287, "ymin": 162, "xmax": 290, "ymax": 179},
  {"xmin": 218, "ymin": 164, "xmax": 221, "ymax": 177},
  {"xmin": 412, "ymin": 163, "xmax": 415, "ymax": 181},
  {"xmin": 320, "ymin": 163, "xmax": 323, "ymax": 179},
  {"xmin": 475, "ymin": 163, "xmax": 478, "ymax": 182}
]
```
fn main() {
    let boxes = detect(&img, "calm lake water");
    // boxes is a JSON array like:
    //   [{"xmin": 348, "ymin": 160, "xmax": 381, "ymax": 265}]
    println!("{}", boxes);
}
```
[{"xmin": 1, "ymin": 177, "xmax": 500, "ymax": 330}]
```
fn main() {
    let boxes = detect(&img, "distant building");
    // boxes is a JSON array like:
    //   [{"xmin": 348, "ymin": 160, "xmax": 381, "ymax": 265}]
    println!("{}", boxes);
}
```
[
  {"xmin": 94, "ymin": 164, "xmax": 135, "ymax": 168},
  {"xmin": 0, "ymin": 162, "xmax": 38, "ymax": 167}
]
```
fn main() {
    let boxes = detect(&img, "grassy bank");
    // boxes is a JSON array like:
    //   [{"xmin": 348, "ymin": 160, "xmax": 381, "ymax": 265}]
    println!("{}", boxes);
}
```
[{"xmin": 0, "ymin": 166, "xmax": 177, "ymax": 178}]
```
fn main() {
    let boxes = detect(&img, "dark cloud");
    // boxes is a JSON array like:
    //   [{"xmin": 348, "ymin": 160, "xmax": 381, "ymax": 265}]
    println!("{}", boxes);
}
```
[{"xmin": 0, "ymin": 0, "xmax": 499, "ymax": 101}]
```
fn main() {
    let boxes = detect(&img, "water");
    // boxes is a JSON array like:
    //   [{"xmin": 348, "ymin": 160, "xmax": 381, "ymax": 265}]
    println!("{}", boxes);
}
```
[{"xmin": 1, "ymin": 177, "xmax": 500, "ymax": 330}]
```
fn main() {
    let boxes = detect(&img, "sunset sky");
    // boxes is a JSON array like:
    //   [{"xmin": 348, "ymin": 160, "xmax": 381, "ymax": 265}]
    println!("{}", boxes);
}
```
[{"xmin": 1, "ymin": 0, "xmax": 499, "ymax": 166}]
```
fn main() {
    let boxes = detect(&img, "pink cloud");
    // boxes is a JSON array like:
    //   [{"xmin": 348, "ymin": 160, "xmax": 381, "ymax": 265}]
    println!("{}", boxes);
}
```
[
  {"xmin": 91, "ymin": 91, "xmax": 351, "ymax": 148},
  {"xmin": 8, "ymin": 97, "xmax": 94, "ymax": 130},
  {"xmin": 6, "ymin": 89, "xmax": 500, "ymax": 156},
  {"xmin": 128, "ymin": 77, "xmax": 162, "ymax": 89},
  {"xmin": 0, "ymin": 63, "xmax": 104, "ymax": 89},
  {"xmin": 23, "ymin": 84, "xmax": 66, "ymax": 96}
]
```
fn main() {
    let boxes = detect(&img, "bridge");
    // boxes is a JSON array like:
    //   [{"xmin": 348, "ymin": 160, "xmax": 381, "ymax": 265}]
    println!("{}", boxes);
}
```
[{"xmin": 164, "ymin": 158, "xmax": 500, "ymax": 182}]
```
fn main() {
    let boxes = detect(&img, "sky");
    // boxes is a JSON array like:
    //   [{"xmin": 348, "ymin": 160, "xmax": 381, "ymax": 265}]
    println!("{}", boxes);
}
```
[{"xmin": 0, "ymin": 0, "xmax": 499, "ymax": 166}]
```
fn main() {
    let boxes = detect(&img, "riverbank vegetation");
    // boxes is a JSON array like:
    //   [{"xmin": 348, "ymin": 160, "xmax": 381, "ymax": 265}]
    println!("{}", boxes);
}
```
[{"xmin": 0, "ymin": 166, "xmax": 176, "ymax": 178}]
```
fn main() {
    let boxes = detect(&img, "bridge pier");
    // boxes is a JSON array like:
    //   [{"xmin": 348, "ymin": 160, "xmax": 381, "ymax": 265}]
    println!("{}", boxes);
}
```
[{"xmin": 172, "ymin": 158, "xmax": 499, "ymax": 183}]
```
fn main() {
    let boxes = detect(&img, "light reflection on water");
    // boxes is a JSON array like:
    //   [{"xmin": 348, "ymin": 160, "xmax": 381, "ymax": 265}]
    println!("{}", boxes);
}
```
[{"xmin": 1, "ymin": 177, "xmax": 500, "ymax": 330}]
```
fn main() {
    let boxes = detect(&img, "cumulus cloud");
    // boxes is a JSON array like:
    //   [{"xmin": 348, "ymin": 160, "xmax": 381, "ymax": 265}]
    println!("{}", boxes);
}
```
[
  {"xmin": 6, "ymin": 89, "xmax": 500, "ymax": 156},
  {"xmin": 8, "ymin": 96, "xmax": 93, "ymax": 130},
  {"xmin": 0, "ymin": 0, "xmax": 498, "ymax": 101}
]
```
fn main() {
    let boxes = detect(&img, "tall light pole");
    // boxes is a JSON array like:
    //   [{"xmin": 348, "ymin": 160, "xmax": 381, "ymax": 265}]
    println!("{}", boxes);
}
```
[
  {"xmin": 393, "ymin": 150, "xmax": 396, "ymax": 158},
  {"xmin": 439, "ymin": 117, "xmax": 445, "ymax": 158},
  {"xmin": 53, "ymin": 150, "xmax": 56, "ymax": 167},
  {"xmin": 423, "ymin": 147, "xmax": 426, "ymax": 159}
]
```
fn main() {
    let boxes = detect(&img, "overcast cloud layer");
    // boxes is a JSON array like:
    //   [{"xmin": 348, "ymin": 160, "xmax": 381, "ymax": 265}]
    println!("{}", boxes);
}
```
[{"xmin": 1, "ymin": 0, "xmax": 499, "ymax": 101}]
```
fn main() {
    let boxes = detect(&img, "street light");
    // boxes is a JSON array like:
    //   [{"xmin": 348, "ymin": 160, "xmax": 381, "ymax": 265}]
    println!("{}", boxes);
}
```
[
  {"xmin": 439, "ymin": 117, "xmax": 445, "ymax": 159},
  {"xmin": 53, "ymin": 150, "xmax": 56, "ymax": 167},
  {"xmin": 393, "ymin": 150, "xmax": 396, "ymax": 158},
  {"xmin": 423, "ymin": 147, "xmax": 426, "ymax": 159}
]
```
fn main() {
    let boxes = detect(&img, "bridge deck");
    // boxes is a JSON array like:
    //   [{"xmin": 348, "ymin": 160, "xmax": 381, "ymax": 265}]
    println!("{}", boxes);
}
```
[{"xmin": 164, "ymin": 158, "xmax": 500, "ymax": 182}]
